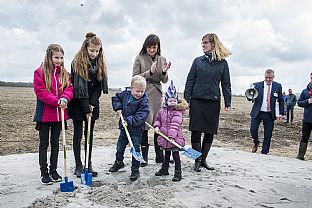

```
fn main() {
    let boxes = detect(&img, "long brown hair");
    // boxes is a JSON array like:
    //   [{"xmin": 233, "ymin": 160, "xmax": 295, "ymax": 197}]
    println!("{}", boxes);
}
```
[
  {"xmin": 43, "ymin": 44, "xmax": 69, "ymax": 92},
  {"xmin": 202, "ymin": 33, "xmax": 232, "ymax": 61},
  {"xmin": 72, "ymin": 32, "xmax": 108, "ymax": 81}
]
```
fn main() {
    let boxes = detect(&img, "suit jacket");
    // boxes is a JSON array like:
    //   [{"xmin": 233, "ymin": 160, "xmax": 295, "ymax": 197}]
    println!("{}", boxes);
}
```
[{"xmin": 250, "ymin": 81, "xmax": 284, "ymax": 120}]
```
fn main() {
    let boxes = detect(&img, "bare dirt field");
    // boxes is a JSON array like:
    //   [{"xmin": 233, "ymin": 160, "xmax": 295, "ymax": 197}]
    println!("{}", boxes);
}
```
[{"xmin": 0, "ymin": 86, "xmax": 310, "ymax": 160}]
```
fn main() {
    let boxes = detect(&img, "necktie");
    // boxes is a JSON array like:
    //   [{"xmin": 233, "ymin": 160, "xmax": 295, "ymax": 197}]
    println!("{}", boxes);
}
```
[{"xmin": 266, "ymin": 84, "xmax": 271, "ymax": 111}]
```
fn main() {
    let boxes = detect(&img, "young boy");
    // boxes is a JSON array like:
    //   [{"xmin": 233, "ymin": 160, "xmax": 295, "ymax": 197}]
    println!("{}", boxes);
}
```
[{"xmin": 109, "ymin": 75, "xmax": 149, "ymax": 181}]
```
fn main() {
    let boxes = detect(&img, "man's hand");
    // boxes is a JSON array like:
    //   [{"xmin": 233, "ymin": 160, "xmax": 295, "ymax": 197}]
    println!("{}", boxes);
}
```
[{"xmin": 154, "ymin": 127, "xmax": 160, "ymax": 134}]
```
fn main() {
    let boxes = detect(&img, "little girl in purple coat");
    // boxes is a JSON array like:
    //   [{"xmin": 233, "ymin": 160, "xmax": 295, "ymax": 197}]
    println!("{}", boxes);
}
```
[{"xmin": 154, "ymin": 81, "xmax": 188, "ymax": 181}]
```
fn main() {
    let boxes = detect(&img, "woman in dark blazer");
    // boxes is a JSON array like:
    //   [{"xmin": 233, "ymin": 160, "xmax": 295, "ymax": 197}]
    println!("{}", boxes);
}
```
[{"xmin": 184, "ymin": 33, "xmax": 232, "ymax": 172}]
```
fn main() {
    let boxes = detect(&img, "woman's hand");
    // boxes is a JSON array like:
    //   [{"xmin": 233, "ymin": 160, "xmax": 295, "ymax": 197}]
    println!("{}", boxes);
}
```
[
  {"xmin": 162, "ymin": 61, "xmax": 171, "ymax": 73},
  {"xmin": 150, "ymin": 61, "xmax": 157, "ymax": 74}
]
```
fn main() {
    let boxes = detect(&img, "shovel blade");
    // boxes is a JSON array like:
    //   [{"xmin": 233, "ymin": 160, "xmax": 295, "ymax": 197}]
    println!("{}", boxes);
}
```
[
  {"xmin": 130, "ymin": 147, "xmax": 145, "ymax": 163},
  {"xmin": 182, "ymin": 147, "xmax": 202, "ymax": 160},
  {"xmin": 60, "ymin": 177, "xmax": 74, "ymax": 192},
  {"xmin": 81, "ymin": 169, "xmax": 92, "ymax": 186}
]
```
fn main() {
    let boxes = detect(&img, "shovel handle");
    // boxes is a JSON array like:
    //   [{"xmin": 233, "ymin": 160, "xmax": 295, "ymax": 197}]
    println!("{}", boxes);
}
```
[
  {"xmin": 61, "ymin": 108, "xmax": 68, "ymax": 178},
  {"xmin": 120, "ymin": 114, "xmax": 134, "ymax": 148},
  {"xmin": 85, "ymin": 113, "xmax": 92, "ymax": 169},
  {"xmin": 145, "ymin": 122, "xmax": 183, "ymax": 149}
]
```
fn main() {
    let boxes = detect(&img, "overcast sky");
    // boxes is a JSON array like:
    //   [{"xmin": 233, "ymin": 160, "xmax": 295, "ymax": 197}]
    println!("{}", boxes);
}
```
[{"xmin": 1, "ymin": 0, "xmax": 312, "ymax": 95}]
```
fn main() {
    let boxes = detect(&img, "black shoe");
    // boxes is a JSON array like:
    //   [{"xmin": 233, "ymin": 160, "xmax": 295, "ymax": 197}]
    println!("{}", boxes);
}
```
[
  {"xmin": 88, "ymin": 162, "xmax": 98, "ymax": 177},
  {"xmin": 201, "ymin": 161, "xmax": 215, "ymax": 170},
  {"xmin": 109, "ymin": 161, "xmax": 125, "ymax": 172},
  {"xmin": 192, "ymin": 161, "xmax": 201, "ymax": 172},
  {"xmin": 155, "ymin": 168, "xmax": 169, "ymax": 176},
  {"xmin": 130, "ymin": 170, "xmax": 140, "ymax": 181},
  {"xmin": 41, "ymin": 173, "xmax": 53, "ymax": 185},
  {"xmin": 50, "ymin": 170, "xmax": 62, "ymax": 182},
  {"xmin": 74, "ymin": 166, "xmax": 84, "ymax": 178},
  {"xmin": 172, "ymin": 170, "xmax": 182, "ymax": 182}
]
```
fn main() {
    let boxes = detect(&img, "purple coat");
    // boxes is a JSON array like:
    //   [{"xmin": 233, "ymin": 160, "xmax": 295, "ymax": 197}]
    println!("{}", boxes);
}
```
[{"xmin": 154, "ymin": 99, "xmax": 188, "ymax": 149}]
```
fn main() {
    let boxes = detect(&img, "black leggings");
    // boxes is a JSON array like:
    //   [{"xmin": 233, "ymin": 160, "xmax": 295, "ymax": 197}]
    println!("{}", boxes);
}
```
[
  {"xmin": 38, "ymin": 122, "xmax": 62, "ymax": 174},
  {"xmin": 73, "ymin": 119, "xmax": 95, "ymax": 167},
  {"xmin": 191, "ymin": 131, "xmax": 214, "ymax": 144},
  {"xmin": 164, "ymin": 151, "xmax": 181, "ymax": 170}
]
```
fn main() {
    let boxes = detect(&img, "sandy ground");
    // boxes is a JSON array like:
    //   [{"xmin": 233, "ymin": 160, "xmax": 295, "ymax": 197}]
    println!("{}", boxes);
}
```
[
  {"xmin": 1, "ymin": 87, "xmax": 312, "ymax": 207},
  {"xmin": 0, "ymin": 146, "xmax": 311, "ymax": 208}
]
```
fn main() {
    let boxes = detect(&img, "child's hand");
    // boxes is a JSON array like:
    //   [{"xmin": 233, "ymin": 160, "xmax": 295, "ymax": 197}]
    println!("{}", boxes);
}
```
[
  {"xmin": 58, "ymin": 98, "xmax": 68, "ymax": 109},
  {"xmin": 154, "ymin": 127, "xmax": 160, "ymax": 134},
  {"xmin": 121, "ymin": 120, "xmax": 127, "ymax": 127},
  {"xmin": 162, "ymin": 61, "xmax": 171, "ymax": 73},
  {"xmin": 150, "ymin": 61, "xmax": 157, "ymax": 74},
  {"xmin": 116, "ymin": 110, "xmax": 122, "ymax": 117},
  {"xmin": 89, "ymin": 105, "xmax": 95, "ymax": 112}
]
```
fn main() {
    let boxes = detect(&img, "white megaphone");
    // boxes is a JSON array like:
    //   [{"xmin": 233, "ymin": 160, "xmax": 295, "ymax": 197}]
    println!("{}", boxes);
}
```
[{"xmin": 245, "ymin": 83, "xmax": 258, "ymax": 102}]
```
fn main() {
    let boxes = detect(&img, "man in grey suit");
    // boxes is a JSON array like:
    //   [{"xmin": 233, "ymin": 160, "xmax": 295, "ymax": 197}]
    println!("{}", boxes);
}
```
[{"xmin": 249, "ymin": 69, "xmax": 285, "ymax": 154}]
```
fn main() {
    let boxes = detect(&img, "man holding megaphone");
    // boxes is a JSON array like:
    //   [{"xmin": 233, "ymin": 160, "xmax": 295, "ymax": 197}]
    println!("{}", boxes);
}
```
[{"xmin": 249, "ymin": 69, "xmax": 285, "ymax": 154}]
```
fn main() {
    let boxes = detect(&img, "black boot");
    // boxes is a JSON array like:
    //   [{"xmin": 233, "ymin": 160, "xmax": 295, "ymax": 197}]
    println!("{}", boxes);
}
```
[
  {"xmin": 172, "ymin": 169, "xmax": 182, "ymax": 182},
  {"xmin": 201, "ymin": 143, "xmax": 214, "ymax": 170},
  {"xmin": 130, "ymin": 169, "xmax": 140, "ymax": 181},
  {"xmin": 74, "ymin": 165, "xmax": 84, "ymax": 178},
  {"xmin": 192, "ymin": 143, "xmax": 202, "ymax": 172},
  {"xmin": 109, "ymin": 160, "xmax": 126, "ymax": 172},
  {"xmin": 140, "ymin": 144, "xmax": 149, "ymax": 167},
  {"xmin": 296, "ymin": 142, "xmax": 308, "ymax": 160},
  {"xmin": 88, "ymin": 161, "xmax": 98, "ymax": 177},
  {"xmin": 155, "ymin": 162, "xmax": 169, "ymax": 176},
  {"xmin": 154, "ymin": 133, "xmax": 164, "ymax": 163}
]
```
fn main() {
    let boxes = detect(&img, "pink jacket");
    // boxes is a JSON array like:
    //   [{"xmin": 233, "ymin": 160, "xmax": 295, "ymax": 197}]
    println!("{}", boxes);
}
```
[
  {"xmin": 154, "ymin": 99, "xmax": 188, "ymax": 149},
  {"xmin": 33, "ymin": 64, "xmax": 73, "ymax": 122}
]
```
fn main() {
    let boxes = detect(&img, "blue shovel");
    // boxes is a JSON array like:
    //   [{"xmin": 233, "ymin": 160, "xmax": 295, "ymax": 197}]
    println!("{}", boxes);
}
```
[
  {"xmin": 81, "ymin": 113, "xmax": 92, "ymax": 186},
  {"xmin": 120, "ymin": 114, "xmax": 145, "ymax": 163},
  {"xmin": 60, "ymin": 108, "xmax": 74, "ymax": 192},
  {"xmin": 145, "ymin": 122, "xmax": 202, "ymax": 160}
]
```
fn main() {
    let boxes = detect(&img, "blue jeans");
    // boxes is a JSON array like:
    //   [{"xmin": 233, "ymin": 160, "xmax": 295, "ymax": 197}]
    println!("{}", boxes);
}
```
[{"xmin": 115, "ymin": 129, "xmax": 142, "ymax": 170}]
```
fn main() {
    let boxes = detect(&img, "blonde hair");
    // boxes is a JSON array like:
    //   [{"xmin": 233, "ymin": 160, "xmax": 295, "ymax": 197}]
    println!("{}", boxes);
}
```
[
  {"xmin": 131, "ymin": 75, "xmax": 146, "ymax": 89},
  {"xmin": 72, "ymin": 32, "xmax": 108, "ymax": 81},
  {"xmin": 202, "ymin": 33, "xmax": 232, "ymax": 61},
  {"xmin": 43, "ymin": 44, "xmax": 69, "ymax": 92}
]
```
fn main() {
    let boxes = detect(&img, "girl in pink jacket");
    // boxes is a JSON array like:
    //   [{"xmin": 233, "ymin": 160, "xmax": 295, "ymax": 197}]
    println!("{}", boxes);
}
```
[
  {"xmin": 33, "ymin": 44, "xmax": 73, "ymax": 185},
  {"xmin": 154, "ymin": 81, "xmax": 188, "ymax": 181}
]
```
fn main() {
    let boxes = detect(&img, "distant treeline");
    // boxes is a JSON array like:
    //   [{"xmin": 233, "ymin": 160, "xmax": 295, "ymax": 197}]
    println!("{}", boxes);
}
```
[
  {"xmin": 0, "ymin": 81, "xmax": 122, "ymax": 91},
  {"xmin": 0, "ymin": 81, "xmax": 33, "ymax": 87}
]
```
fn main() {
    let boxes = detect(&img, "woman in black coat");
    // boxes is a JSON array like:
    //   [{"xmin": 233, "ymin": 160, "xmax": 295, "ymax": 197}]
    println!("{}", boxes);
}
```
[
  {"xmin": 184, "ymin": 33, "xmax": 232, "ymax": 172},
  {"xmin": 68, "ymin": 32, "xmax": 108, "ymax": 177}
]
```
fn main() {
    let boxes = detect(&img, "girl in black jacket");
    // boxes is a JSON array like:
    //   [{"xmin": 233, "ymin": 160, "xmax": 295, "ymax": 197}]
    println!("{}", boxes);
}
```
[
  {"xmin": 68, "ymin": 32, "xmax": 108, "ymax": 177},
  {"xmin": 184, "ymin": 33, "xmax": 232, "ymax": 172}
]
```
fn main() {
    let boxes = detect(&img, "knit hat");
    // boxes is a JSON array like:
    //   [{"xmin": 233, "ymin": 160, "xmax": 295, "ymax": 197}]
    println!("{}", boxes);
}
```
[{"xmin": 165, "ymin": 80, "xmax": 178, "ymax": 107}]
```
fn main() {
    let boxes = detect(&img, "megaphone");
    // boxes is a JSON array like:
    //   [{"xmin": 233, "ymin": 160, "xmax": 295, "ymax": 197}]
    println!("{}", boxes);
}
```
[{"xmin": 245, "ymin": 84, "xmax": 258, "ymax": 102}]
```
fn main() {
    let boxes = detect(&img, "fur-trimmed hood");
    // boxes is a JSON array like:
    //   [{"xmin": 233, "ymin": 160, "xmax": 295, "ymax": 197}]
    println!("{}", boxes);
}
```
[{"xmin": 175, "ymin": 98, "xmax": 189, "ymax": 111}]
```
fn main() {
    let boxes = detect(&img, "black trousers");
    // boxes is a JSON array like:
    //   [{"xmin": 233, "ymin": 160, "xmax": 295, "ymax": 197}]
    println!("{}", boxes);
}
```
[
  {"xmin": 301, "ymin": 122, "xmax": 312, "ymax": 143},
  {"xmin": 73, "ymin": 119, "xmax": 95, "ymax": 167},
  {"xmin": 38, "ymin": 122, "xmax": 62, "ymax": 174}
]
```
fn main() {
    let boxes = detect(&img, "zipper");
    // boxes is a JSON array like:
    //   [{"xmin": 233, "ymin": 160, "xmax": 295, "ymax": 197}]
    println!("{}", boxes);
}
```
[{"xmin": 54, "ymin": 68, "xmax": 60, "ymax": 121}]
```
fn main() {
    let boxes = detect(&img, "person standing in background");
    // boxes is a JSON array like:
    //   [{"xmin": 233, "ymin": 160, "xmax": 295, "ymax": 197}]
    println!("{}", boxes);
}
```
[{"xmin": 285, "ymin": 88, "xmax": 297, "ymax": 123}]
